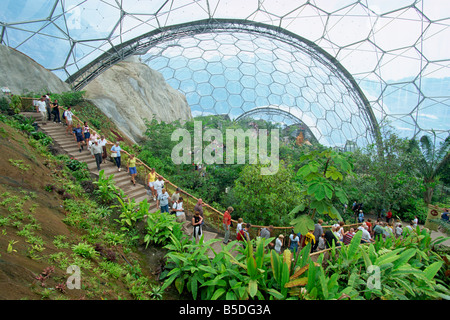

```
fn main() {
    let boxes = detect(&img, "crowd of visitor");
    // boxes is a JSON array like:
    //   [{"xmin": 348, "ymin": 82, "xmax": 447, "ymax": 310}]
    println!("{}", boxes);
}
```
[{"xmin": 35, "ymin": 100, "xmax": 444, "ymax": 255}]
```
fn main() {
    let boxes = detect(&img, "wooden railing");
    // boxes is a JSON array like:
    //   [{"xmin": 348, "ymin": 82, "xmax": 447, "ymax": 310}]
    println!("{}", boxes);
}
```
[{"xmin": 22, "ymin": 97, "xmax": 360, "ymax": 242}]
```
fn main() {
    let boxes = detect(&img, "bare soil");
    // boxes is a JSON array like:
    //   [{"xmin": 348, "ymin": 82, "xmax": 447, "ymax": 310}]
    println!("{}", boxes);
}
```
[{"xmin": 0, "ymin": 121, "xmax": 157, "ymax": 300}]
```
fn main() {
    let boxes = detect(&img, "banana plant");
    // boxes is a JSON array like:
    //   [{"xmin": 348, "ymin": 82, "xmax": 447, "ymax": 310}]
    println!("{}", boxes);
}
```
[
  {"xmin": 93, "ymin": 169, "xmax": 119, "ymax": 204},
  {"xmin": 222, "ymin": 237, "xmax": 273, "ymax": 299},
  {"xmin": 112, "ymin": 195, "xmax": 138, "ymax": 231},
  {"xmin": 161, "ymin": 233, "xmax": 223, "ymax": 299}
]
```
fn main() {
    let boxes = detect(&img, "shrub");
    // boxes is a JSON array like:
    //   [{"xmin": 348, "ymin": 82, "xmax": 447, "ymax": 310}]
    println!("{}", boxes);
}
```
[
  {"xmin": 72, "ymin": 242, "xmax": 98, "ymax": 259},
  {"xmin": 144, "ymin": 212, "xmax": 182, "ymax": 247}
]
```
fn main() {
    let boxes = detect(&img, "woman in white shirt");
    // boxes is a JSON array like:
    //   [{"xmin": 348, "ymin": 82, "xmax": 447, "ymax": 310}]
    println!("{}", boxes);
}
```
[
  {"xmin": 236, "ymin": 218, "xmax": 244, "ymax": 236},
  {"xmin": 173, "ymin": 197, "xmax": 184, "ymax": 218},
  {"xmin": 99, "ymin": 135, "xmax": 108, "ymax": 163},
  {"xmin": 412, "ymin": 216, "xmax": 418, "ymax": 228},
  {"xmin": 274, "ymin": 234, "xmax": 284, "ymax": 254},
  {"xmin": 110, "ymin": 141, "xmax": 122, "ymax": 171}
]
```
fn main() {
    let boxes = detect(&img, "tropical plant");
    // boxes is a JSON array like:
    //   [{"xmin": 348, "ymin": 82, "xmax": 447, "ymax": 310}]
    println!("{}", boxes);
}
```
[
  {"xmin": 408, "ymin": 132, "xmax": 450, "ymax": 204},
  {"xmin": 72, "ymin": 242, "xmax": 98, "ymax": 259},
  {"xmin": 232, "ymin": 161, "xmax": 303, "ymax": 226},
  {"xmin": 325, "ymin": 228, "xmax": 450, "ymax": 300},
  {"xmin": 112, "ymin": 196, "xmax": 149, "ymax": 234},
  {"xmin": 9, "ymin": 95, "xmax": 22, "ymax": 114},
  {"xmin": 223, "ymin": 237, "xmax": 273, "ymax": 299},
  {"xmin": 93, "ymin": 170, "xmax": 119, "ymax": 204},
  {"xmin": 347, "ymin": 130, "xmax": 425, "ymax": 219},
  {"xmin": 160, "ymin": 234, "xmax": 223, "ymax": 299},
  {"xmin": 291, "ymin": 148, "xmax": 353, "ymax": 234},
  {"xmin": 144, "ymin": 211, "xmax": 182, "ymax": 247}
]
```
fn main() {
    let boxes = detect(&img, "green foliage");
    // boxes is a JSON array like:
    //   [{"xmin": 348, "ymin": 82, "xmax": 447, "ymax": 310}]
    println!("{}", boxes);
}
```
[
  {"xmin": 9, "ymin": 95, "xmax": 22, "ymax": 114},
  {"xmin": 408, "ymin": 132, "xmax": 450, "ymax": 204},
  {"xmin": 233, "ymin": 161, "xmax": 303, "ymax": 226},
  {"xmin": 113, "ymin": 196, "xmax": 149, "ymax": 233},
  {"xmin": 290, "ymin": 213, "xmax": 315, "ymax": 235},
  {"xmin": 144, "ymin": 211, "xmax": 182, "ymax": 247},
  {"xmin": 72, "ymin": 242, "xmax": 98, "ymax": 259},
  {"xmin": 49, "ymin": 91, "xmax": 85, "ymax": 107},
  {"xmin": 0, "ymin": 97, "xmax": 10, "ymax": 113},
  {"xmin": 325, "ymin": 229, "xmax": 450, "ymax": 300},
  {"xmin": 293, "ymin": 148, "xmax": 353, "ymax": 229},
  {"xmin": 93, "ymin": 170, "xmax": 119, "ymax": 204},
  {"xmin": 347, "ymin": 129, "xmax": 428, "ymax": 219},
  {"xmin": 160, "ymin": 234, "xmax": 224, "ymax": 299}
]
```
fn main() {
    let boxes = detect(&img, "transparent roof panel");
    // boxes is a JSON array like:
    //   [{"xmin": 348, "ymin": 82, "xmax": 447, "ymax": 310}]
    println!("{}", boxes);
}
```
[{"xmin": 1, "ymin": 0, "xmax": 449, "ymax": 145}]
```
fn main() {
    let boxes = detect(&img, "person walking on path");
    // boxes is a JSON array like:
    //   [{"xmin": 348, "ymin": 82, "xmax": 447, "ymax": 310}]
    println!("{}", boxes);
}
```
[
  {"xmin": 83, "ymin": 122, "xmax": 91, "ymax": 148},
  {"xmin": 192, "ymin": 209, "xmax": 203, "ymax": 243},
  {"xmin": 274, "ymin": 234, "xmax": 284, "ymax": 254},
  {"xmin": 127, "ymin": 154, "xmax": 137, "ymax": 186},
  {"xmin": 51, "ymin": 99, "xmax": 61, "ymax": 123},
  {"xmin": 158, "ymin": 188, "xmax": 170, "ymax": 213},
  {"xmin": 64, "ymin": 106, "xmax": 74, "ymax": 135},
  {"xmin": 194, "ymin": 198, "xmax": 206, "ymax": 223},
  {"xmin": 146, "ymin": 168, "xmax": 157, "ymax": 201},
  {"xmin": 154, "ymin": 176, "xmax": 165, "ymax": 206},
  {"xmin": 90, "ymin": 139, "xmax": 103, "ymax": 171},
  {"xmin": 222, "ymin": 206, "xmax": 234, "ymax": 244},
  {"xmin": 35, "ymin": 96, "xmax": 47, "ymax": 124},
  {"xmin": 237, "ymin": 223, "xmax": 251, "ymax": 243},
  {"xmin": 44, "ymin": 94, "xmax": 52, "ymax": 121},
  {"xmin": 312, "ymin": 219, "xmax": 324, "ymax": 252},
  {"xmin": 72, "ymin": 123, "xmax": 86, "ymax": 152},
  {"xmin": 99, "ymin": 135, "xmax": 108, "ymax": 164},
  {"xmin": 170, "ymin": 187, "xmax": 181, "ymax": 209},
  {"xmin": 288, "ymin": 230, "xmax": 300, "ymax": 253},
  {"xmin": 111, "ymin": 141, "xmax": 121, "ymax": 171},
  {"xmin": 386, "ymin": 209, "xmax": 393, "ymax": 224},
  {"xmin": 358, "ymin": 210, "xmax": 365, "ymax": 223},
  {"xmin": 173, "ymin": 197, "xmax": 190, "ymax": 234}
]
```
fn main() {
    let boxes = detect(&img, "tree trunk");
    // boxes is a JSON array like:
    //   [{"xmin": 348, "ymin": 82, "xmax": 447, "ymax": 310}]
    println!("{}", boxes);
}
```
[{"xmin": 424, "ymin": 186, "xmax": 433, "ymax": 205}]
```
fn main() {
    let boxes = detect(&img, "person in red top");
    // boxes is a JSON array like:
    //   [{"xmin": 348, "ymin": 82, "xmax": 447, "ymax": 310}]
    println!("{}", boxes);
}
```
[
  {"xmin": 366, "ymin": 219, "xmax": 373, "ymax": 235},
  {"xmin": 222, "ymin": 206, "xmax": 234, "ymax": 244},
  {"xmin": 237, "ymin": 223, "xmax": 251, "ymax": 242},
  {"xmin": 343, "ymin": 228, "xmax": 355, "ymax": 245},
  {"xmin": 386, "ymin": 210, "xmax": 393, "ymax": 223}
]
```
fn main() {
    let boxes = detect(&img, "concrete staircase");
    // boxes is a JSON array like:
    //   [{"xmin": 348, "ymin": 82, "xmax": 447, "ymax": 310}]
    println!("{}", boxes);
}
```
[
  {"xmin": 22, "ymin": 112, "xmax": 227, "ymax": 257},
  {"xmin": 22, "ymin": 112, "xmax": 156, "ymax": 210}
]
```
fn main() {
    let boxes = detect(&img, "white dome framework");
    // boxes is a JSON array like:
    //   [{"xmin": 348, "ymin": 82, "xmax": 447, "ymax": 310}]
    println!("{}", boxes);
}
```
[{"xmin": 1, "ymin": 0, "xmax": 449, "ymax": 146}]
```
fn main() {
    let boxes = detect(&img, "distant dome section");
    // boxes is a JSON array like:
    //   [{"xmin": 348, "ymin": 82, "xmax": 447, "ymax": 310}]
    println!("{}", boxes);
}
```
[{"xmin": 140, "ymin": 21, "xmax": 379, "ymax": 148}]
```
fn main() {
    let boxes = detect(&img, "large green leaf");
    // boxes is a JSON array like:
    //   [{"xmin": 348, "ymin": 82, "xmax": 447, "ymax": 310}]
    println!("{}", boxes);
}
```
[
  {"xmin": 248, "ymin": 279, "xmax": 258, "ymax": 298},
  {"xmin": 285, "ymin": 277, "xmax": 308, "ymax": 288},
  {"xmin": 211, "ymin": 288, "xmax": 226, "ymax": 300},
  {"xmin": 290, "ymin": 214, "xmax": 315, "ymax": 235},
  {"xmin": 307, "ymin": 182, "xmax": 326, "ymax": 200},
  {"xmin": 423, "ymin": 261, "xmax": 444, "ymax": 281},
  {"xmin": 392, "ymin": 248, "xmax": 416, "ymax": 270},
  {"xmin": 289, "ymin": 203, "xmax": 306, "ymax": 215},
  {"xmin": 347, "ymin": 231, "xmax": 363, "ymax": 260}
]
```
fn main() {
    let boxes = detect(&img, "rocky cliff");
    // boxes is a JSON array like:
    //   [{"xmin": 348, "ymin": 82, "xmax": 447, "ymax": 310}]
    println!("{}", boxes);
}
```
[
  {"xmin": 0, "ymin": 45, "xmax": 71, "ymax": 95},
  {"xmin": 84, "ymin": 56, "xmax": 192, "ymax": 143}
]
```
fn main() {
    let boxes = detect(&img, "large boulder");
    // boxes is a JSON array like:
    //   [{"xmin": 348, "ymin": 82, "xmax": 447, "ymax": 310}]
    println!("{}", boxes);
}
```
[
  {"xmin": 84, "ymin": 56, "xmax": 192, "ymax": 143},
  {"xmin": 0, "ymin": 45, "xmax": 71, "ymax": 95}
]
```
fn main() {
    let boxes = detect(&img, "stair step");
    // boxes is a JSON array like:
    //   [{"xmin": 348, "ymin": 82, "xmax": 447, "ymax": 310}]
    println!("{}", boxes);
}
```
[{"xmin": 21, "ymin": 112, "xmax": 229, "ymax": 254}]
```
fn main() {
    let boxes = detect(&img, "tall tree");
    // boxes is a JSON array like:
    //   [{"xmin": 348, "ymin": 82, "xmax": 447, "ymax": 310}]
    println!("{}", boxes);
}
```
[
  {"xmin": 408, "ymin": 132, "xmax": 450, "ymax": 205},
  {"xmin": 347, "ymin": 129, "xmax": 425, "ymax": 218},
  {"xmin": 232, "ymin": 161, "xmax": 303, "ymax": 226}
]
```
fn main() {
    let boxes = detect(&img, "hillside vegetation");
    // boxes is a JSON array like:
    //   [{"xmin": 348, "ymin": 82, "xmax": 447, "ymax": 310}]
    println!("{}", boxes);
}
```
[{"xmin": 0, "ymin": 113, "xmax": 168, "ymax": 300}]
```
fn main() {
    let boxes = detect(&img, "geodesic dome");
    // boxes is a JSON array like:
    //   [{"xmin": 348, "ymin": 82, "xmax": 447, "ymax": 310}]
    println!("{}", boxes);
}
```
[{"xmin": 1, "ymin": 0, "xmax": 449, "ymax": 148}]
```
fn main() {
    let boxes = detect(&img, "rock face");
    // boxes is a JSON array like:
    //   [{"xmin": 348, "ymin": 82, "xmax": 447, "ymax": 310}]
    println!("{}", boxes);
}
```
[
  {"xmin": 0, "ymin": 45, "xmax": 71, "ymax": 95},
  {"xmin": 84, "ymin": 56, "xmax": 192, "ymax": 143}
]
